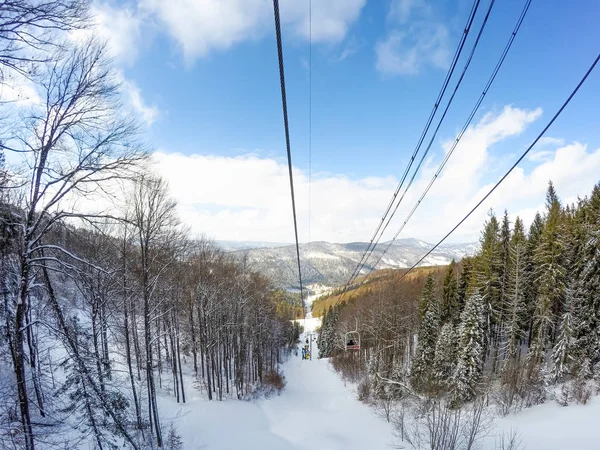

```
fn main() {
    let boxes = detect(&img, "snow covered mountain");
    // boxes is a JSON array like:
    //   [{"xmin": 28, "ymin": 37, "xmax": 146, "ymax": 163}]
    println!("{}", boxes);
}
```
[{"xmin": 229, "ymin": 238, "xmax": 479, "ymax": 289}]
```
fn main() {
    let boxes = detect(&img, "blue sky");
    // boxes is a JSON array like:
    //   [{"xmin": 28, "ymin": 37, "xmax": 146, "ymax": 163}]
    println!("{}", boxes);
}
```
[{"xmin": 66, "ymin": 0, "xmax": 600, "ymax": 243}]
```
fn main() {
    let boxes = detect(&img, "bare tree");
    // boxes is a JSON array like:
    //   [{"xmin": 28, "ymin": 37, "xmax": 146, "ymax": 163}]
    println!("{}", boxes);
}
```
[
  {"xmin": 495, "ymin": 429, "xmax": 524, "ymax": 450},
  {"xmin": 130, "ymin": 174, "xmax": 181, "ymax": 448},
  {"xmin": 1, "ymin": 40, "xmax": 144, "ymax": 449},
  {"xmin": 0, "ymin": 0, "xmax": 88, "ymax": 81}
]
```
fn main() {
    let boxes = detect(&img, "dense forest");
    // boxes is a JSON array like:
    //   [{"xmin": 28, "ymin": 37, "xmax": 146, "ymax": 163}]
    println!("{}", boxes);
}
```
[
  {"xmin": 319, "ymin": 181, "xmax": 600, "ymax": 414},
  {"xmin": 0, "ymin": 2, "xmax": 300, "ymax": 448}
]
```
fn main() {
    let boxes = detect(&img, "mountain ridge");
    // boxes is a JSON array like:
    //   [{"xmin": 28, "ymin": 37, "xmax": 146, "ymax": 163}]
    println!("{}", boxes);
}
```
[{"xmin": 223, "ymin": 239, "xmax": 478, "ymax": 289}]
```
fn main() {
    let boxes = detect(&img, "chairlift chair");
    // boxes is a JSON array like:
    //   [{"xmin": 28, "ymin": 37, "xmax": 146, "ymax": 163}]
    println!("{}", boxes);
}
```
[{"xmin": 345, "ymin": 330, "xmax": 360, "ymax": 351}]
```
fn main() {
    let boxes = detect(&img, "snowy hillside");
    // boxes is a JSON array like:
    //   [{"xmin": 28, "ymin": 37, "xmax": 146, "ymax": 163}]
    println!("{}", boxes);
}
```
[
  {"xmin": 159, "ymin": 319, "xmax": 600, "ymax": 450},
  {"xmin": 229, "ymin": 238, "xmax": 478, "ymax": 289}
]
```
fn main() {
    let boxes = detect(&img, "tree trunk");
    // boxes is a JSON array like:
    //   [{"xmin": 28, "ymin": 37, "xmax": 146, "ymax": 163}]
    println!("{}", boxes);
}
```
[{"xmin": 13, "ymin": 257, "xmax": 35, "ymax": 450}]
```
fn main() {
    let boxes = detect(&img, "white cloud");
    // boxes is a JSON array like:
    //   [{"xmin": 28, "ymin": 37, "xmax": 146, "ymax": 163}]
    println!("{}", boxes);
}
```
[
  {"xmin": 140, "ymin": 0, "xmax": 365, "ymax": 61},
  {"xmin": 527, "ymin": 150, "xmax": 554, "ymax": 162},
  {"xmin": 150, "ymin": 105, "xmax": 600, "ymax": 244},
  {"xmin": 375, "ymin": 23, "xmax": 450, "ymax": 75},
  {"xmin": 71, "ymin": 2, "xmax": 144, "ymax": 64},
  {"xmin": 377, "ymin": 0, "xmax": 453, "ymax": 76},
  {"xmin": 121, "ymin": 78, "xmax": 159, "ymax": 126},
  {"xmin": 280, "ymin": 0, "xmax": 366, "ymax": 43},
  {"xmin": 0, "ymin": 71, "xmax": 40, "ymax": 105},
  {"xmin": 68, "ymin": 4, "xmax": 158, "ymax": 126},
  {"xmin": 334, "ymin": 36, "xmax": 362, "ymax": 62},
  {"xmin": 537, "ymin": 136, "xmax": 565, "ymax": 147},
  {"xmin": 388, "ymin": 0, "xmax": 431, "ymax": 24}
]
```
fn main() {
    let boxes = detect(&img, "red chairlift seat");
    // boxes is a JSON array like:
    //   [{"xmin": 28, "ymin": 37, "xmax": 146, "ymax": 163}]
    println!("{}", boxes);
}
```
[{"xmin": 345, "ymin": 331, "xmax": 360, "ymax": 351}]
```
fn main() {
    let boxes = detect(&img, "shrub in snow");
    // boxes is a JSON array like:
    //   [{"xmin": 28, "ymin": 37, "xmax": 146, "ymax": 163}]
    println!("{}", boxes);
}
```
[
  {"xmin": 394, "ymin": 396, "xmax": 492, "ymax": 450},
  {"xmin": 331, "ymin": 353, "xmax": 367, "ymax": 383},
  {"xmin": 263, "ymin": 370, "xmax": 286, "ymax": 396},
  {"xmin": 556, "ymin": 384, "xmax": 569, "ymax": 407},
  {"xmin": 571, "ymin": 361, "xmax": 593, "ymax": 405},
  {"xmin": 357, "ymin": 378, "xmax": 371, "ymax": 403},
  {"xmin": 166, "ymin": 424, "xmax": 184, "ymax": 450},
  {"xmin": 494, "ymin": 428, "xmax": 524, "ymax": 450}
]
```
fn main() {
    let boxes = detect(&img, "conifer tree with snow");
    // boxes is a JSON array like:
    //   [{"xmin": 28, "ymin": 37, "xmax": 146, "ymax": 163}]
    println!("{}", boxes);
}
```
[
  {"xmin": 551, "ymin": 306, "xmax": 573, "ymax": 383},
  {"xmin": 472, "ymin": 211, "xmax": 503, "ymax": 372},
  {"xmin": 529, "ymin": 182, "xmax": 567, "ymax": 368},
  {"xmin": 451, "ymin": 293, "xmax": 485, "ymax": 405},
  {"xmin": 523, "ymin": 212, "xmax": 544, "ymax": 344},
  {"xmin": 417, "ymin": 272, "xmax": 436, "ymax": 320},
  {"xmin": 432, "ymin": 322, "xmax": 456, "ymax": 392},
  {"xmin": 570, "ymin": 183, "xmax": 600, "ymax": 374},
  {"xmin": 317, "ymin": 307, "xmax": 328, "ymax": 353},
  {"xmin": 503, "ymin": 216, "xmax": 527, "ymax": 368},
  {"xmin": 318, "ymin": 304, "xmax": 341, "ymax": 358},
  {"xmin": 499, "ymin": 210, "xmax": 512, "ymax": 313},
  {"xmin": 456, "ymin": 257, "xmax": 474, "ymax": 323},
  {"xmin": 441, "ymin": 260, "xmax": 458, "ymax": 324},
  {"xmin": 411, "ymin": 274, "xmax": 440, "ymax": 393}
]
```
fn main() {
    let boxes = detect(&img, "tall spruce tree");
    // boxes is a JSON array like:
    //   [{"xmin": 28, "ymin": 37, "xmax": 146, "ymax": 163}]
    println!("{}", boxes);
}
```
[
  {"xmin": 503, "ymin": 217, "xmax": 527, "ymax": 368},
  {"xmin": 451, "ymin": 293, "xmax": 485, "ymax": 404},
  {"xmin": 441, "ymin": 260, "xmax": 458, "ymax": 324},
  {"xmin": 499, "ymin": 211, "xmax": 512, "ymax": 313},
  {"xmin": 418, "ymin": 273, "xmax": 436, "ymax": 321},
  {"xmin": 530, "ymin": 182, "xmax": 567, "ymax": 367},
  {"xmin": 473, "ymin": 211, "xmax": 502, "ymax": 365},
  {"xmin": 551, "ymin": 300, "xmax": 573, "ymax": 382},
  {"xmin": 523, "ymin": 212, "xmax": 544, "ymax": 346},
  {"xmin": 412, "ymin": 274, "xmax": 440, "ymax": 392},
  {"xmin": 572, "ymin": 183, "xmax": 600, "ymax": 370},
  {"xmin": 432, "ymin": 322, "xmax": 456, "ymax": 392},
  {"xmin": 456, "ymin": 257, "xmax": 474, "ymax": 324}
]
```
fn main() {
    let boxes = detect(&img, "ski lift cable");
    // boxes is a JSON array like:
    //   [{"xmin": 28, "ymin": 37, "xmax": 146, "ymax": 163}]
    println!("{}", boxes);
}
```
[
  {"xmin": 343, "ymin": 0, "xmax": 483, "ymax": 287},
  {"xmin": 339, "ymin": 0, "xmax": 484, "ymax": 296},
  {"xmin": 308, "ymin": 0, "xmax": 312, "ymax": 246},
  {"xmin": 348, "ymin": 0, "xmax": 498, "ymax": 284},
  {"xmin": 272, "ymin": 0, "xmax": 305, "ymax": 318},
  {"xmin": 369, "ymin": 0, "xmax": 532, "ymax": 272},
  {"xmin": 391, "ymin": 51, "xmax": 600, "ymax": 288}
]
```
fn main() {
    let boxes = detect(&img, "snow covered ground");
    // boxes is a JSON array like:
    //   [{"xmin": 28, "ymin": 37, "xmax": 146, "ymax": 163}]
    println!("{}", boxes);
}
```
[
  {"xmin": 483, "ymin": 398, "xmax": 600, "ymax": 449},
  {"xmin": 158, "ymin": 316, "xmax": 600, "ymax": 450},
  {"xmin": 159, "ymin": 317, "xmax": 394, "ymax": 450}
]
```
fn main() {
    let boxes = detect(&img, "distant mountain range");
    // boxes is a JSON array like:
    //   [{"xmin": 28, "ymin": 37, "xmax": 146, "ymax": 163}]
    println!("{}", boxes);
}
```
[{"xmin": 221, "ymin": 238, "xmax": 478, "ymax": 290}]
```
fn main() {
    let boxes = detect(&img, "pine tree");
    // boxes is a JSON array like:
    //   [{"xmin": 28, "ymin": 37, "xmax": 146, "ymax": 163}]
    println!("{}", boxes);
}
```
[
  {"xmin": 530, "ymin": 182, "xmax": 567, "ymax": 365},
  {"xmin": 411, "ymin": 274, "xmax": 440, "ymax": 393},
  {"xmin": 441, "ymin": 260, "xmax": 458, "ymax": 324},
  {"xmin": 418, "ymin": 273, "xmax": 436, "ymax": 321},
  {"xmin": 571, "ymin": 183, "xmax": 600, "ymax": 371},
  {"xmin": 503, "ymin": 216, "xmax": 527, "ymax": 368},
  {"xmin": 473, "ymin": 211, "xmax": 502, "ymax": 367},
  {"xmin": 451, "ymin": 293, "xmax": 485, "ymax": 404},
  {"xmin": 432, "ymin": 322, "xmax": 456, "ymax": 391},
  {"xmin": 474, "ymin": 213, "xmax": 502, "ymax": 320},
  {"xmin": 317, "ymin": 307, "xmax": 329, "ymax": 355},
  {"xmin": 456, "ymin": 257, "xmax": 474, "ymax": 323},
  {"xmin": 551, "ymin": 309, "xmax": 572, "ymax": 383},
  {"xmin": 318, "ymin": 304, "xmax": 342, "ymax": 358},
  {"xmin": 523, "ymin": 212, "xmax": 544, "ymax": 344},
  {"xmin": 499, "ymin": 210, "xmax": 511, "ymax": 314}
]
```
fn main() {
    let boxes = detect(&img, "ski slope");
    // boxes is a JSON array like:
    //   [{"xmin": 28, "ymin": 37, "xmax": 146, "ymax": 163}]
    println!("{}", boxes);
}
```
[
  {"xmin": 159, "ymin": 317, "xmax": 600, "ymax": 450},
  {"xmin": 159, "ymin": 317, "xmax": 393, "ymax": 450}
]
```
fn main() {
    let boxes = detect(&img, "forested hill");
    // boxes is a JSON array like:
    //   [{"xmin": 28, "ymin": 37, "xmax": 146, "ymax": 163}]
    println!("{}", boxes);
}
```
[
  {"xmin": 311, "ymin": 265, "xmax": 450, "ymax": 317},
  {"xmin": 319, "ymin": 181, "xmax": 600, "ymax": 413},
  {"xmin": 230, "ymin": 239, "xmax": 478, "ymax": 289}
]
